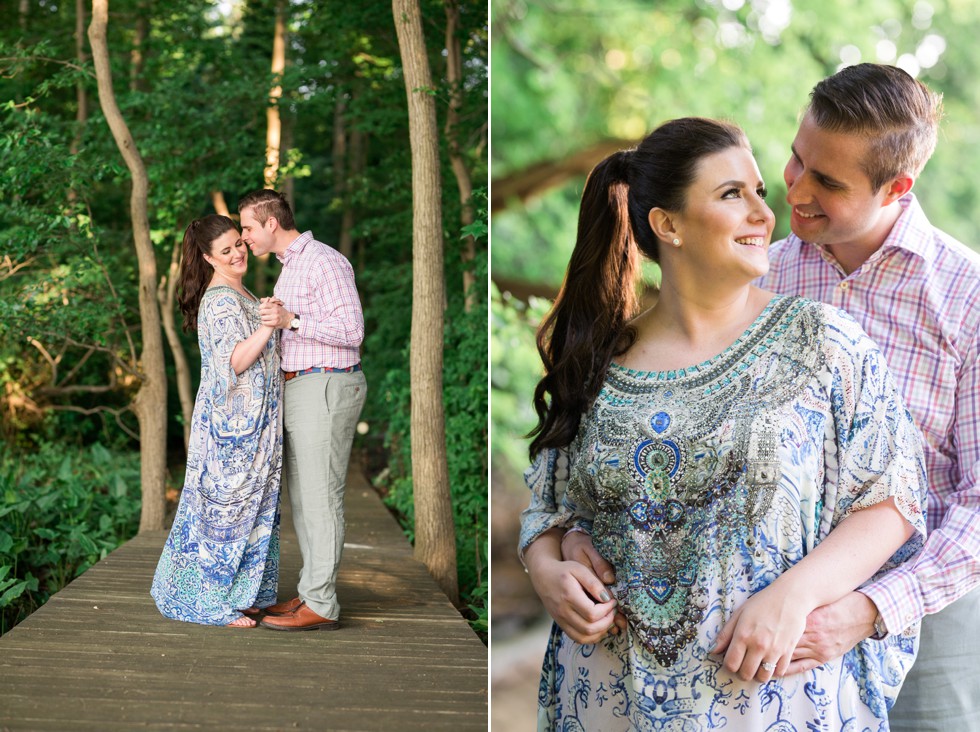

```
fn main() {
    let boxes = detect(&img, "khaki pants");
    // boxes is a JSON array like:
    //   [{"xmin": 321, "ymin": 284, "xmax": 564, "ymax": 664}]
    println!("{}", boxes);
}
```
[
  {"xmin": 283, "ymin": 370, "xmax": 367, "ymax": 621},
  {"xmin": 890, "ymin": 585, "xmax": 980, "ymax": 731}
]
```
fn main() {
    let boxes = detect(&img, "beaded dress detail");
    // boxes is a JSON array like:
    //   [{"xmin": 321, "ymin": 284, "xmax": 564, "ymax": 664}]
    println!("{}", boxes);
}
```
[{"xmin": 522, "ymin": 296, "xmax": 927, "ymax": 731}]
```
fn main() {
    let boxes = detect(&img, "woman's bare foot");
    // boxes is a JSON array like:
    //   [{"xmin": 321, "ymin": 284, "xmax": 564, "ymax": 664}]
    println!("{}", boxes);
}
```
[{"xmin": 226, "ymin": 615, "xmax": 257, "ymax": 628}]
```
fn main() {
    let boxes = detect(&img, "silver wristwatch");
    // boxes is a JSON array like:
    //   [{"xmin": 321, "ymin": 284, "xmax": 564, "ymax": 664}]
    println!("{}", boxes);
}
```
[
  {"xmin": 289, "ymin": 314, "xmax": 300, "ymax": 331},
  {"xmin": 871, "ymin": 611, "xmax": 888, "ymax": 640}
]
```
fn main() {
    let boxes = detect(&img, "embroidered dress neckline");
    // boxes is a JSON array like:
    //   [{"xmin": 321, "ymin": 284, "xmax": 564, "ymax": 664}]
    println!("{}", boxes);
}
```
[
  {"xmin": 205, "ymin": 284, "xmax": 258, "ymax": 303},
  {"xmin": 609, "ymin": 294, "xmax": 795, "ymax": 384}
]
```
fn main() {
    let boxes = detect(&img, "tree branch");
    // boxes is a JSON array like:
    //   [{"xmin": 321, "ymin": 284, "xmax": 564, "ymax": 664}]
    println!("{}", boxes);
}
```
[
  {"xmin": 0, "ymin": 55, "xmax": 94, "ymax": 78},
  {"xmin": 490, "ymin": 138, "xmax": 637, "ymax": 214},
  {"xmin": 48, "ymin": 404, "xmax": 138, "ymax": 441}
]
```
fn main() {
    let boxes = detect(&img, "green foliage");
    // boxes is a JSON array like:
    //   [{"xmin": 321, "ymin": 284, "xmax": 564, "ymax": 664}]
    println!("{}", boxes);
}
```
[
  {"xmin": 0, "ymin": 443, "xmax": 141, "ymax": 635},
  {"xmin": 491, "ymin": 283, "xmax": 551, "ymax": 478}
]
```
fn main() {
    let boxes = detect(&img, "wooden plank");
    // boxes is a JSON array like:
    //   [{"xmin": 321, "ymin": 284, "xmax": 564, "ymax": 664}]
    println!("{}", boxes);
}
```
[{"xmin": 0, "ymin": 470, "xmax": 487, "ymax": 730}]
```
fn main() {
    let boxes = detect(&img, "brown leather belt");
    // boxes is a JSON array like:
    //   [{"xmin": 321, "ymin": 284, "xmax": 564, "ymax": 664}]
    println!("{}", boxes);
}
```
[{"xmin": 283, "ymin": 364, "xmax": 361, "ymax": 382}]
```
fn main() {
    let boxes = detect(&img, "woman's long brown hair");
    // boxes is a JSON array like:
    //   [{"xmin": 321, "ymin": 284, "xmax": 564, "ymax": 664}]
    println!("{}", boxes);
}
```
[
  {"xmin": 527, "ymin": 118, "xmax": 750, "ymax": 458},
  {"xmin": 175, "ymin": 214, "xmax": 239, "ymax": 332}
]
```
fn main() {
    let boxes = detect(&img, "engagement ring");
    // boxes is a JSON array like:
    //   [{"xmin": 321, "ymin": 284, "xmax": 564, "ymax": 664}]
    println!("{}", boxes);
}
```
[{"xmin": 761, "ymin": 661, "xmax": 776, "ymax": 672}]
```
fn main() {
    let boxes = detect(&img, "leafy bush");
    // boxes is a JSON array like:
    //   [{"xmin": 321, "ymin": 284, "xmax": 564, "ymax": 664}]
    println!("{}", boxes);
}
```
[{"xmin": 0, "ymin": 442, "xmax": 141, "ymax": 635}]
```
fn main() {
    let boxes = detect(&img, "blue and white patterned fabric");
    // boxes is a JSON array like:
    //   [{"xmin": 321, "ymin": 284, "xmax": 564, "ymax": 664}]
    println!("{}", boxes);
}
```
[
  {"xmin": 521, "ymin": 295, "xmax": 928, "ymax": 731},
  {"xmin": 151, "ymin": 286, "xmax": 283, "ymax": 625}
]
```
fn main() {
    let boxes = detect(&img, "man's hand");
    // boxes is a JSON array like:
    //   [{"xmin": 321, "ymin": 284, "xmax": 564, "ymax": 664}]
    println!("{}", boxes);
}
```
[
  {"xmin": 259, "ymin": 298, "xmax": 290, "ymax": 329},
  {"xmin": 524, "ymin": 529, "xmax": 619, "ymax": 644},
  {"xmin": 560, "ymin": 530, "xmax": 627, "ymax": 635},
  {"xmin": 784, "ymin": 591, "xmax": 878, "ymax": 675}
]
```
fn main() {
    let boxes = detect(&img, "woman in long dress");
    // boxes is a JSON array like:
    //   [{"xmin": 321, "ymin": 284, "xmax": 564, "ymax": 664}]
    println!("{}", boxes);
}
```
[
  {"xmin": 151, "ymin": 214, "xmax": 282, "ymax": 628},
  {"xmin": 520, "ymin": 118, "xmax": 927, "ymax": 729}
]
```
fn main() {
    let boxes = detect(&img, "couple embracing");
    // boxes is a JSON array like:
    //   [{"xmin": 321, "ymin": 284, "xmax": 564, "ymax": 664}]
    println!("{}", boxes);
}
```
[{"xmin": 150, "ymin": 190, "xmax": 367, "ymax": 631}]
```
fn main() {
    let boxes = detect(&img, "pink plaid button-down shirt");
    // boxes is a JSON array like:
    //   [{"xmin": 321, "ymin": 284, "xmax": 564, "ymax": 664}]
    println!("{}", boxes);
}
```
[
  {"xmin": 273, "ymin": 231, "xmax": 364, "ymax": 372},
  {"xmin": 760, "ymin": 193, "xmax": 980, "ymax": 634}
]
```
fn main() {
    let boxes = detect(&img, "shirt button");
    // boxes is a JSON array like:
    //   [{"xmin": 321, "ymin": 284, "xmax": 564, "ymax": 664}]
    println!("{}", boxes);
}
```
[{"xmin": 840, "ymin": 281, "xmax": 849, "ymax": 290}]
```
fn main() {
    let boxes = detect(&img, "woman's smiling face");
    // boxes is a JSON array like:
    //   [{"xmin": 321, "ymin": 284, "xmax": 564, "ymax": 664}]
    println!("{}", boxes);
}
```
[
  {"xmin": 205, "ymin": 228, "xmax": 248, "ymax": 279},
  {"xmin": 665, "ymin": 145, "xmax": 775, "ymax": 285}
]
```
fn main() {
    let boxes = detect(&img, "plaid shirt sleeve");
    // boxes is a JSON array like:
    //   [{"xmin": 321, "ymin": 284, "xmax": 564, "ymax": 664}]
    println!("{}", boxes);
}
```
[
  {"xmin": 298, "ymin": 252, "xmax": 364, "ymax": 348},
  {"xmin": 862, "ymin": 333, "xmax": 980, "ymax": 634}
]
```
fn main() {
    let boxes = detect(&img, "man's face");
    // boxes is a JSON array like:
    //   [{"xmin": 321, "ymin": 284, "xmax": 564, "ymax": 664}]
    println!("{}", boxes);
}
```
[
  {"xmin": 240, "ymin": 207, "xmax": 274, "ymax": 256},
  {"xmin": 783, "ymin": 114, "xmax": 897, "ymax": 258}
]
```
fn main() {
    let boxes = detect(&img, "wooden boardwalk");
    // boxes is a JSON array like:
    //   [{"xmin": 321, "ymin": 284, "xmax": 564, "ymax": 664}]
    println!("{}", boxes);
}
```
[{"xmin": 0, "ymin": 469, "xmax": 487, "ymax": 731}]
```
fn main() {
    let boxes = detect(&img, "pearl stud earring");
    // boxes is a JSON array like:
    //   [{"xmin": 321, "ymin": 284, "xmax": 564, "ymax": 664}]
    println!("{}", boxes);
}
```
[{"xmin": 672, "ymin": 238, "xmax": 681, "ymax": 247}]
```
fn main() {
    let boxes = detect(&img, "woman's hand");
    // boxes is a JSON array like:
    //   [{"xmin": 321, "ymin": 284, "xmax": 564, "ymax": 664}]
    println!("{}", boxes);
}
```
[
  {"xmin": 712, "ymin": 582, "xmax": 808, "ymax": 682},
  {"xmin": 524, "ymin": 529, "xmax": 620, "ymax": 644},
  {"xmin": 560, "ymin": 530, "xmax": 628, "ymax": 636}
]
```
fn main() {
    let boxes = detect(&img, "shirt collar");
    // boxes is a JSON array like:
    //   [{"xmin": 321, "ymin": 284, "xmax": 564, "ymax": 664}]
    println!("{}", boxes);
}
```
[
  {"xmin": 796, "ymin": 192, "xmax": 937, "ymax": 267},
  {"xmin": 276, "ymin": 231, "xmax": 315, "ymax": 264}
]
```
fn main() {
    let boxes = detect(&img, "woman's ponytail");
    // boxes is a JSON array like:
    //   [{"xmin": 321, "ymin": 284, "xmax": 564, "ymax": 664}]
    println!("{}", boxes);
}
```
[
  {"xmin": 528, "ymin": 150, "xmax": 641, "ymax": 456},
  {"xmin": 176, "ymin": 215, "xmax": 238, "ymax": 331}
]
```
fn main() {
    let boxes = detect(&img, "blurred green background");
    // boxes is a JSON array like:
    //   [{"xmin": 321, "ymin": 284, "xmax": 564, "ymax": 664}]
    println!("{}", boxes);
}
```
[{"xmin": 489, "ymin": 0, "xmax": 980, "ymax": 724}]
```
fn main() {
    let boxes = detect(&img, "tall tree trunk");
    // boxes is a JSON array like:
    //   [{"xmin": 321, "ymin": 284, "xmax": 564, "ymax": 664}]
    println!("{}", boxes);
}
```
[
  {"xmin": 443, "ymin": 0, "xmax": 476, "ymax": 311},
  {"xmin": 332, "ymin": 94, "xmax": 354, "ymax": 259},
  {"xmin": 157, "ymin": 241, "xmax": 192, "ymax": 452},
  {"xmin": 393, "ymin": 0, "xmax": 459, "ymax": 607},
  {"xmin": 68, "ymin": 0, "xmax": 89, "ymax": 205},
  {"xmin": 254, "ymin": 0, "xmax": 287, "ymax": 297},
  {"xmin": 211, "ymin": 190, "xmax": 230, "ymax": 217},
  {"xmin": 89, "ymin": 0, "xmax": 167, "ymax": 533},
  {"xmin": 19, "ymin": 0, "xmax": 28, "ymax": 31},
  {"xmin": 281, "ymin": 109, "xmax": 295, "ymax": 209},
  {"xmin": 130, "ymin": 1, "xmax": 148, "ymax": 93},
  {"xmin": 263, "ymin": 0, "xmax": 286, "ymax": 188},
  {"xmin": 349, "ymin": 106, "xmax": 366, "ymax": 269}
]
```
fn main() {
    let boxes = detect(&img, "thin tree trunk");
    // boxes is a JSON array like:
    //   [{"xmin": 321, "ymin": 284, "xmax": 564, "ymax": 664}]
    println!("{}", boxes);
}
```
[
  {"xmin": 89, "ymin": 0, "xmax": 168, "ymax": 533},
  {"xmin": 263, "ymin": 0, "xmax": 286, "ymax": 188},
  {"xmin": 443, "ymin": 0, "xmax": 476, "ymax": 311},
  {"xmin": 19, "ymin": 0, "xmax": 28, "ymax": 31},
  {"xmin": 332, "ymin": 94, "xmax": 354, "ymax": 259},
  {"xmin": 393, "ymin": 0, "xmax": 459, "ymax": 607},
  {"xmin": 350, "ymin": 114, "xmax": 366, "ymax": 270},
  {"xmin": 211, "ymin": 190, "xmax": 230, "ymax": 217},
  {"xmin": 281, "ymin": 109, "xmax": 295, "ymax": 209},
  {"xmin": 254, "ymin": 0, "xmax": 287, "ymax": 296},
  {"xmin": 130, "ymin": 2, "xmax": 148, "ymax": 93},
  {"xmin": 68, "ymin": 0, "xmax": 89, "ymax": 205},
  {"xmin": 157, "ymin": 241, "xmax": 192, "ymax": 452}
]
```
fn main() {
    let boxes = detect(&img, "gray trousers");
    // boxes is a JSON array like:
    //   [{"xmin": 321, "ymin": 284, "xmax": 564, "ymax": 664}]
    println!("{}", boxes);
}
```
[
  {"xmin": 890, "ymin": 585, "xmax": 980, "ymax": 731},
  {"xmin": 283, "ymin": 369, "xmax": 367, "ymax": 621}
]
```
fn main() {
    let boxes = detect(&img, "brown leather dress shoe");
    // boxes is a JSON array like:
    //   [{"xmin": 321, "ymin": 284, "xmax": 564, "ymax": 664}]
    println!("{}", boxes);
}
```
[
  {"xmin": 263, "ymin": 596, "xmax": 303, "ymax": 616},
  {"xmin": 260, "ymin": 602, "xmax": 340, "ymax": 632}
]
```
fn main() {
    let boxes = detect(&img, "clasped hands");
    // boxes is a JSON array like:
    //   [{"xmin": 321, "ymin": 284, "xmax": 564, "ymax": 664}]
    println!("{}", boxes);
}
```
[
  {"xmin": 258, "ymin": 297, "xmax": 291, "ymax": 329},
  {"xmin": 550, "ymin": 530, "xmax": 871, "ymax": 682}
]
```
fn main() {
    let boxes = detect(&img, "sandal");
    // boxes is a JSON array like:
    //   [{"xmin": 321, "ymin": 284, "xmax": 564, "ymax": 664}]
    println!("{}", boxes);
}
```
[
  {"xmin": 226, "ymin": 615, "xmax": 257, "ymax": 628},
  {"xmin": 242, "ymin": 606, "xmax": 261, "ymax": 616}
]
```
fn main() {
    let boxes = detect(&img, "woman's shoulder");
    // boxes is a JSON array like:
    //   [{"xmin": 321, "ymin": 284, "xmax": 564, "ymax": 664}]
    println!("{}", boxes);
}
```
[
  {"xmin": 198, "ymin": 286, "xmax": 255, "ymax": 325},
  {"xmin": 790, "ymin": 297, "xmax": 882, "ymax": 362}
]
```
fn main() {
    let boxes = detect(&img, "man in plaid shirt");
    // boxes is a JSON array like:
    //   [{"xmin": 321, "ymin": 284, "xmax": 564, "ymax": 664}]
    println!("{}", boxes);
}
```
[
  {"xmin": 528, "ymin": 64, "xmax": 980, "ymax": 729},
  {"xmin": 238, "ymin": 189, "xmax": 367, "ymax": 632}
]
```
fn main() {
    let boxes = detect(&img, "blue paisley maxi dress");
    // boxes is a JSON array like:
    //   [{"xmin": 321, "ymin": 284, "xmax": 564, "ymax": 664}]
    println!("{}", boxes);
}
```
[
  {"xmin": 151, "ymin": 286, "xmax": 283, "ymax": 625},
  {"xmin": 520, "ymin": 296, "xmax": 928, "ymax": 731}
]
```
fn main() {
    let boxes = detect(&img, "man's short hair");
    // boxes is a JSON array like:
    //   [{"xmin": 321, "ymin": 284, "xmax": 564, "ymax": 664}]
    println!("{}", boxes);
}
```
[
  {"xmin": 807, "ymin": 63, "xmax": 943, "ymax": 190},
  {"xmin": 237, "ymin": 189, "xmax": 296, "ymax": 230}
]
